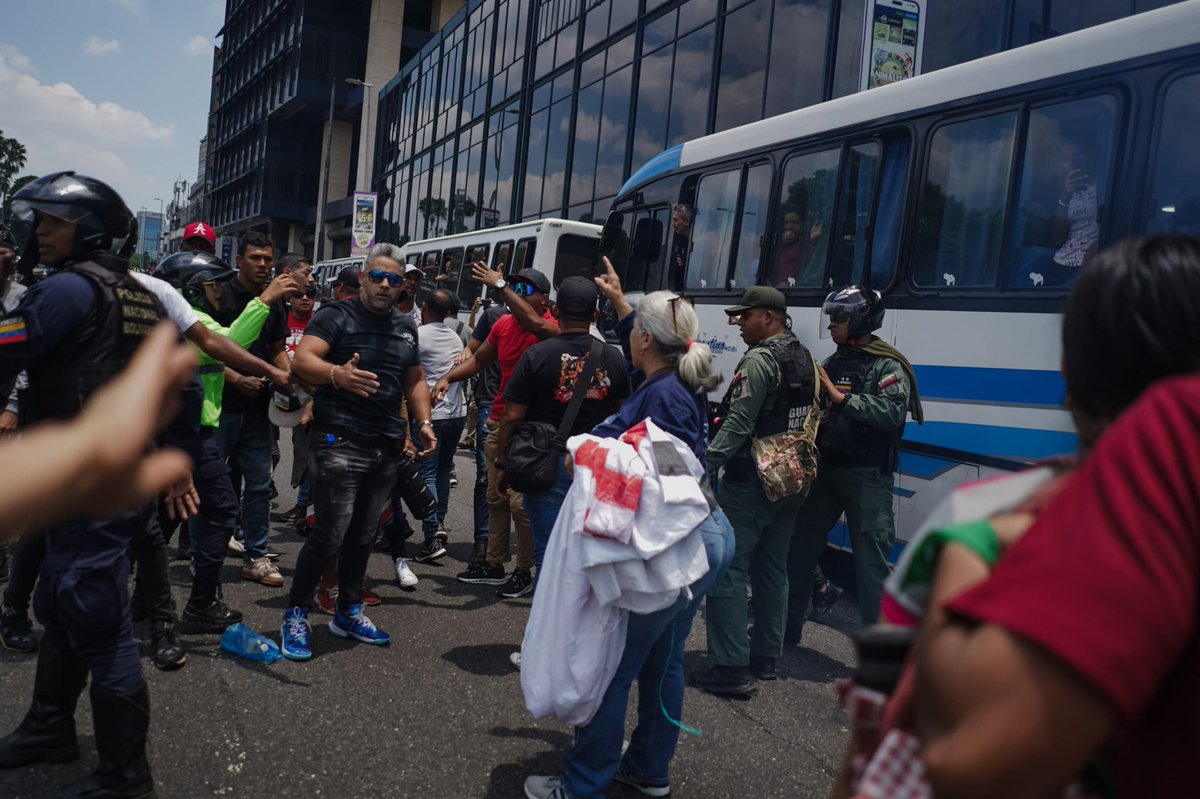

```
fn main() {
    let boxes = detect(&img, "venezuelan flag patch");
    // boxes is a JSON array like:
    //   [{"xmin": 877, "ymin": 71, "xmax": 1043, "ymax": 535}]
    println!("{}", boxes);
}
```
[
  {"xmin": 878, "ymin": 372, "xmax": 900, "ymax": 390},
  {"xmin": 0, "ymin": 312, "xmax": 28, "ymax": 346}
]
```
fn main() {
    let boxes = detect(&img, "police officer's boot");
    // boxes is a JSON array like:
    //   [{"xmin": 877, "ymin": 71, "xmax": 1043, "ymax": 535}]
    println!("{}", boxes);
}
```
[
  {"xmin": 0, "ymin": 634, "xmax": 88, "ymax": 768},
  {"xmin": 54, "ymin": 682, "xmax": 155, "ymax": 799}
]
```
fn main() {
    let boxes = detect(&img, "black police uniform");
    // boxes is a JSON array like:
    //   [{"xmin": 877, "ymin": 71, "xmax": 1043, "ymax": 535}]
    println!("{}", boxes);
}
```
[{"xmin": 0, "ymin": 172, "xmax": 159, "ymax": 798}]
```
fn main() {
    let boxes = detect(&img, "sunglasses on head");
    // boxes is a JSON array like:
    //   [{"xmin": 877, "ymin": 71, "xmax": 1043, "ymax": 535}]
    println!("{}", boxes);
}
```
[{"xmin": 367, "ymin": 269, "xmax": 405, "ymax": 287}]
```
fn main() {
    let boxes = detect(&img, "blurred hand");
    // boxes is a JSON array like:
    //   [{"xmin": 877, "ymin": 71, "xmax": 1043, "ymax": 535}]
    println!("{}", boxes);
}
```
[
  {"xmin": 471, "ymin": 261, "xmax": 505, "ymax": 288},
  {"xmin": 594, "ymin": 256, "xmax": 624, "ymax": 302},
  {"xmin": 164, "ymin": 474, "xmax": 201, "ymax": 522},
  {"xmin": 261, "ymin": 273, "xmax": 299, "ymax": 305},
  {"xmin": 235, "ymin": 375, "xmax": 265, "ymax": 398},
  {"xmin": 416, "ymin": 425, "xmax": 437, "ymax": 458},
  {"xmin": 0, "ymin": 410, "xmax": 16, "ymax": 437},
  {"xmin": 432, "ymin": 377, "xmax": 451, "ymax": 404},
  {"xmin": 332, "ymin": 353, "xmax": 380, "ymax": 398}
]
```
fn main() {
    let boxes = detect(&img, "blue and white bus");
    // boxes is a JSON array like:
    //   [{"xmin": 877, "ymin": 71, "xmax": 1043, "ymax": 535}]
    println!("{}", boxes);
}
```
[{"xmin": 600, "ymin": 2, "xmax": 1200, "ymax": 553}]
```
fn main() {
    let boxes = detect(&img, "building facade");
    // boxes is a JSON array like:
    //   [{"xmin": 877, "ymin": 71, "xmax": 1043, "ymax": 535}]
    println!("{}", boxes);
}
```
[
  {"xmin": 136, "ymin": 211, "xmax": 164, "ymax": 261},
  {"xmin": 372, "ymin": 0, "xmax": 1183, "ymax": 246}
]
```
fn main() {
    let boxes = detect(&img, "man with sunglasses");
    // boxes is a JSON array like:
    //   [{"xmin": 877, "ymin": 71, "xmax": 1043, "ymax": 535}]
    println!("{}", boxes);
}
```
[
  {"xmin": 698, "ymin": 286, "xmax": 819, "ymax": 697},
  {"xmin": 786, "ymin": 286, "xmax": 921, "ymax": 640},
  {"xmin": 436, "ymin": 265, "xmax": 558, "ymax": 599},
  {"xmin": 280, "ymin": 242, "xmax": 436, "ymax": 661}
]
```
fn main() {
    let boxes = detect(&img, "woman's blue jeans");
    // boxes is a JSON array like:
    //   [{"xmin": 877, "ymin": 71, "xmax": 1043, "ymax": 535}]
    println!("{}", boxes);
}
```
[{"xmin": 559, "ymin": 506, "xmax": 736, "ymax": 799}]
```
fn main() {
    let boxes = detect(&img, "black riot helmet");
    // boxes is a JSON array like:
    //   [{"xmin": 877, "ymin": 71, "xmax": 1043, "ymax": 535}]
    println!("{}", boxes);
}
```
[
  {"xmin": 153, "ymin": 250, "xmax": 231, "ymax": 291},
  {"xmin": 823, "ymin": 285, "xmax": 884, "ymax": 338},
  {"xmin": 182, "ymin": 265, "xmax": 235, "ymax": 310},
  {"xmin": 9, "ymin": 171, "xmax": 135, "ymax": 260}
]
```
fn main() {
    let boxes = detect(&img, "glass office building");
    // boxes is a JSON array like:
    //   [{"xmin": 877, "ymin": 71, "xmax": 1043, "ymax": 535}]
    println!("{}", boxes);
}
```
[{"xmin": 372, "ymin": 0, "xmax": 1182, "ymax": 245}]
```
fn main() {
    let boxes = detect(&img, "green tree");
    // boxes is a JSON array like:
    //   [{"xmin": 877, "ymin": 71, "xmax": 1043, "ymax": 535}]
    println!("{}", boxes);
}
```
[{"xmin": 0, "ymin": 132, "xmax": 28, "ymax": 206}]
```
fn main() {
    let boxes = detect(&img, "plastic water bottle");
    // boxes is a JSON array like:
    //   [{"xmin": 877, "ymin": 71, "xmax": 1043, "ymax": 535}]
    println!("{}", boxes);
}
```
[{"xmin": 220, "ymin": 623, "xmax": 283, "ymax": 663}]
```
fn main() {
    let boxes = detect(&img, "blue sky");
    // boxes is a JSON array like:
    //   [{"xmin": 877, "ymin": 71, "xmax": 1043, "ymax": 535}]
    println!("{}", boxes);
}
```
[{"xmin": 1, "ymin": 0, "xmax": 225, "ymax": 220}]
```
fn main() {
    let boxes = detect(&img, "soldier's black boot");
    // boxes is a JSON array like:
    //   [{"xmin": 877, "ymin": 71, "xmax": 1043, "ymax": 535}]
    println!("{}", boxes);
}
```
[
  {"xmin": 54, "ymin": 682, "xmax": 155, "ymax": 799},
  {"xmin": 0, "ymin": 634, "xmax": 88, "ymax": 768}
]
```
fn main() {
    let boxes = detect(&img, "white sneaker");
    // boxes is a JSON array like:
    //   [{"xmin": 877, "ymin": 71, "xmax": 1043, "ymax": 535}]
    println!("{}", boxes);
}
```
[
  {"xmin": 509, "ymin": 651, "xmax": 522, "ymax": 670},
  {"xmin": 394, "ymin": 558, "xmax": 418, "ymax": 590},
  {"xmin": 226, "ymin": 537, "xmax": 245, "ymax": 556}
]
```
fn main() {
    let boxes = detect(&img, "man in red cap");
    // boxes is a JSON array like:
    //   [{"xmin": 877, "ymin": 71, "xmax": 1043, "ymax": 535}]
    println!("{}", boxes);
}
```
[{"xmin": 182, "ymin": 222, "xmax": 217, "ymax": 256}]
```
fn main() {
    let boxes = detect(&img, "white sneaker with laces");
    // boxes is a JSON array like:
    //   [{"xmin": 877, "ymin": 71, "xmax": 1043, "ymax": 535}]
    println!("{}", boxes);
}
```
[
  {"xmin": 226, "ymin": 537, "xmax": 245, "ymax": 556},
  {"xmin": 394, "ymin": 558, "xmax": 419, "ymax": 590},
  {"xmin": 524, "ymin": 775, "xmax": 567, "ymax": 799}
]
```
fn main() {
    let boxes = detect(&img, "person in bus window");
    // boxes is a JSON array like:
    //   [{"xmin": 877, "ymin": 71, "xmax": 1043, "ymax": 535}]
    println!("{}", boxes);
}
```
[
  {"xmin": 773, "ymin": 209, "xmax": 825, "ymax": 289},
  {"xmin": 669, "ymin": 203, "xmax": 693, "ymax": 290}
]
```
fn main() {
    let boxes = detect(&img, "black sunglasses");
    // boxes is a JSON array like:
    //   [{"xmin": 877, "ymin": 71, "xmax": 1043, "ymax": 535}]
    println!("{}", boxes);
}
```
[
  {"xmin": 367, "ymin": 269, "xmax": 405, "ymax": 287},
  {"xmin": 303, "ymin": 285, "xmax": 318, "ymax": 298}
]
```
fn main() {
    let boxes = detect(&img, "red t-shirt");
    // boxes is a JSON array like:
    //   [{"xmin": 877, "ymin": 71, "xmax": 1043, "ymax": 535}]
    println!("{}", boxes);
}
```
[
  {"xmin": 948, "ymin": 375, "xmax": 1200, "ymax": 797},
  {"xmin": 286, "ymin": 311, "xmax": 311, "ymax": 360},
  {"xmin": 486, "ymin": 309, "xmax": 557, "ymax": 420}
]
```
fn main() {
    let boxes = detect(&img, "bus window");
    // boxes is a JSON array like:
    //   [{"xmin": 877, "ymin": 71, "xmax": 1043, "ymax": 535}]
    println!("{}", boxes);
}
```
[
  {"xmin": 513, "ymin": 237, "xmax": 537, "ymax": 273},
  {"xmin": 461, "ymin": 243, "xmax": 490, "ymax": 305},
  {"xmin": 625, "ymin": 208, "xmax": 669, "ymax": 293},
  {"xmin": 768, "ymin": 147, "xmax": 840, "ymax": 290},
  {"xmin": 829, "ymin": 142, "xmax": 881, "ymax": 288},
  {"xmin": 552, "ymin": 234, "xmax": 601, "ymax": 288},
  {"xmin": 421, "ymin": 250, "xmax": 441, "ymax": 296},
  {"xmin": 866, "ymin": 134, "xmax": 912, "ymax": 290},
  {"xmin": 729, "ymin": 163, "xmax": 773, "ymax": 290},
  {"xmin": 1006, "ymin": 95, "xmax": 1118, "ymax": 289},
  {"xmin": 914, "ymin": 112, "xmax": 1019, "ymax": 289},
  {"xmin": 438, "ymin": 248, "xmax": 464, "ymax": 297},
  {"xmin": 686, "ymin": 169, "xmax": 741, "ymax": 290},
  {"xmin": 494, "ymin": 240, "xmax": 515, "ymax": 274},
  {"xmin": 1147, "ymin": 73, "xmax": 1200, "ymax": 237}
]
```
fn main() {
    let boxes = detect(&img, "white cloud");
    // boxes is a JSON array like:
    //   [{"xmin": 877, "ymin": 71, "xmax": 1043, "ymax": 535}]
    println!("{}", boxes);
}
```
[
  {"xmin": 0, "ymin": 43, "xmax": 34, "ymax": 74},
  {"xmin": 0, "ymin": 47, "xmax": 172, "ymax": 210},
  {"xmin": 84, "ymin": 36, "xmax": 121, "ymax": 57},
  {"xmin": 184, "ymin": 35, "xmax": 212, "ymax": 56}
]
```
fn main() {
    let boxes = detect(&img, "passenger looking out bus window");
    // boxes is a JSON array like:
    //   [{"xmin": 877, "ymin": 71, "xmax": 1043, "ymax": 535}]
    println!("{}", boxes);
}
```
[
  {"xmin": 685, "ymin": 170, "xmax": 740, "ymax": 291},
  {"xmin": 669, "ymin": 202, "xmax": 694, "ymax": 290},
  {"xmin": 769, "ymin": 147, "xmax": 839, "ymax": 289},
  {"xmin": 1007, "ymin": 96, "xmax": 1117, "ymax": 288}
]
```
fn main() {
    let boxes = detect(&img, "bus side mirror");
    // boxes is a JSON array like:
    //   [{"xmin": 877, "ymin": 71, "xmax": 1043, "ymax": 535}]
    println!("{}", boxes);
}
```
[
  {"xmin": 632, "ymin": 218, "xmax": 663, "ymax": 263},
  {"xmin": 600, "ymin": 214, "xmax": 624, "ymax": 257}
]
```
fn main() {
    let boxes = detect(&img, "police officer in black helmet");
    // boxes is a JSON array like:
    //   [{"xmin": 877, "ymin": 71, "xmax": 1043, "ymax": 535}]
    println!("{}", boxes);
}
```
[
  {"xmin": 787, "ymin": 286, "xmax": 924, "ymax": 642},
  {"xmin": 0, "ymin": 172, "xmax": 165, "ymax": 798}
]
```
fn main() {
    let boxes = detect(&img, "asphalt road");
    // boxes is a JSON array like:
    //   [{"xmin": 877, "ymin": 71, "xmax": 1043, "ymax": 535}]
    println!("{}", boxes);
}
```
[{"xmin": 0, "ymin": 438, "xmax": 861, "ymax": 799}]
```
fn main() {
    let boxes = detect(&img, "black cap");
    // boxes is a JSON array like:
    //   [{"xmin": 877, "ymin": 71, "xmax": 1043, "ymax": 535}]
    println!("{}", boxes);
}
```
[
  {"xmin": 511, "ymin": 268, "xmax": 551, "ymax": 295},
  {"xmin": 555, "ymin": 276, "xmax": 600, "ymax": 319},
  {"xmin": 334, "ymin": 266, "xmax": 360, "ymax": 289}
]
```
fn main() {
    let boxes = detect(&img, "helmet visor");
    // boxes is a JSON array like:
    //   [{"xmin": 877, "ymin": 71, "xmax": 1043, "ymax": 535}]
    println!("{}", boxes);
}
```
[{"xmin": 9, "ymin": 198, "xmax": 95, "ymax": 225}]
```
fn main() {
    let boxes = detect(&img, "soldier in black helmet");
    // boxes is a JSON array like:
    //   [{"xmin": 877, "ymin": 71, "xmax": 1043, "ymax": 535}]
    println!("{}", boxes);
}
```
[
  {"xmin": 786, "ymin": 286, "xmax": 924, "ymax": 643},
  {"xmin": 0, "ymin": 171, "xmax": 166, "ymax": 797}
]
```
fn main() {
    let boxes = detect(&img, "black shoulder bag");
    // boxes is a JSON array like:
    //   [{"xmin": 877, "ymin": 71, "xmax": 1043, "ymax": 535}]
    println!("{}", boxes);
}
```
[{"xmin": 505, "ymin": 338, "xmax": 604, "ymax": 493}]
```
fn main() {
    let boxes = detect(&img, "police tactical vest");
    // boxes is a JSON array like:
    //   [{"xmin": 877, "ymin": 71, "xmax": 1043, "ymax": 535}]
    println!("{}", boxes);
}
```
[
  {"xmin": 713, "ymin": 333, "xmax": 817, "ymax": 442},
  {"xmin": 818, "ymin": 350, "xmax": 902, "ymax": 472},
  {"xmin": 26, "ymin": 255, "xmax": 161, "ymax": 422}
]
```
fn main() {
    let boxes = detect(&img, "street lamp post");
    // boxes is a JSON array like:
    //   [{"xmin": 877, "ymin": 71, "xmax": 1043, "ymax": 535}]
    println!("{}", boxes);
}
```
[
  {"xmin": 314, "ymin": 77, "xmax": 374, "ymax": 265},
  {"xmin": 153, "ymin": 197, "xmax": 164, "ymax": 262},
  {"xmin": 348, "ymin": 78, "xmax": 375, "ymax": 192}
]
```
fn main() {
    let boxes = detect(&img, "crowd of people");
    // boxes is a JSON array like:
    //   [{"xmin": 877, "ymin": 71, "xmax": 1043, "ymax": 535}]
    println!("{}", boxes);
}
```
[{"xmin": 0, "ymin": 170, "xmax": 1195, "ymax": 799}]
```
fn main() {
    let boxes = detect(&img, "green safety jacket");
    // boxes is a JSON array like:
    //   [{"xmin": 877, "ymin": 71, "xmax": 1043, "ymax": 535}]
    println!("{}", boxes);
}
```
[{"xmin": 193, "ymin": 297, "xmax": 271, "ymax": 429}]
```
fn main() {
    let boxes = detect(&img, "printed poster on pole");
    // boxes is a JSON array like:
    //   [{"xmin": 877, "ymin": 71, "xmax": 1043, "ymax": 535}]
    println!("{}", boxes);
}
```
[{"xmin": 351, "ymin": 191, "xmax": 377, "ymax": 256}]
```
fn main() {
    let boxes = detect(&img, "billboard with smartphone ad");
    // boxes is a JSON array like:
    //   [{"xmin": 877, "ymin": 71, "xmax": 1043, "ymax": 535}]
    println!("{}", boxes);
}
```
[
  {"xmin": 351, "ymin": 191, "xmax": 377, "ymax": 256},
  {"xmin": 860, "ymin": 0, "xmax": 927, "ymax": 91}
]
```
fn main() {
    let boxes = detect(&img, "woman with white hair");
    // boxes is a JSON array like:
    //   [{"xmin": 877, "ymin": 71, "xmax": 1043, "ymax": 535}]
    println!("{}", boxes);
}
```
[{"xmin": 523, "ymin": 259, "xmax": 734, "ymax": 799}]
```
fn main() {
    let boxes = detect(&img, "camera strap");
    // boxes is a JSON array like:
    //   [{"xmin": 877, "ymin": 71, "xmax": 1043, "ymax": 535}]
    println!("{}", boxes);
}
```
[{"xmin": 552, "ymin": 338, "xmax": 604, "ymax": 449}]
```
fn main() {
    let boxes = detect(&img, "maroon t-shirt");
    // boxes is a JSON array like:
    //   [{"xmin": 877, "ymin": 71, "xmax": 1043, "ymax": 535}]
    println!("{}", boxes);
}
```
[{"xmin": 948, "ymin": 375, "xmax": 1200, "ymax": 797}]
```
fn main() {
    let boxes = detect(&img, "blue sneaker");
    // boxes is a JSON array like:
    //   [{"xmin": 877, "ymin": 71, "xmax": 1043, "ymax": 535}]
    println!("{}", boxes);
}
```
[
  {"xmin": 280, "ymin": 607, "xmax": 312, "ymax": 661},
  {"xmin": 329, "ymin": 603, "xmax": 390, "ymax": 646}
]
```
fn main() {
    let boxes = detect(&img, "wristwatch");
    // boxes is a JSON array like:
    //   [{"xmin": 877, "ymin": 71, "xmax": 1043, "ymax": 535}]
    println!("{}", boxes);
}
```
[
  {"xmin": 418, "ymin": 419, "xmax": 434, "ymax": 427},
  {"xmin": 493, "ymin": 278, "xmax": 507, "ymax": 291}
]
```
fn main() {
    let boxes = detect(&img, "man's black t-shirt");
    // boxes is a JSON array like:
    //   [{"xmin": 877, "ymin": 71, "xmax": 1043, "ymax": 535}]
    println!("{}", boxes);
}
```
[
  {"xmin": 505, "ymin": 332, "xmax": 631, "ymax": 436},
  {"xmin": 470, "ymin": 304, "xmax": 507, "ymax": 404},
  {"xmin": 215, "ymin": 277, "xmax": 288, "ymax": 415},
  {"xmin": 305, "ymin": 298, "xmax": 419, "ymax": 440}
]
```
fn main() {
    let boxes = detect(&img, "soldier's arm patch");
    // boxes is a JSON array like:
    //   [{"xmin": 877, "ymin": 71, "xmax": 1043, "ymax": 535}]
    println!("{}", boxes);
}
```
[
  {"xmin": 0, "ymin": 311, "xmax": 29, "ymax": 346},
  {"xmin": 729, "ymin": 371, "xmax": 751, "ymax": 404},
  {"xmin": 878, "ymin": 372, "xmax": 899, "ymax": 390}
]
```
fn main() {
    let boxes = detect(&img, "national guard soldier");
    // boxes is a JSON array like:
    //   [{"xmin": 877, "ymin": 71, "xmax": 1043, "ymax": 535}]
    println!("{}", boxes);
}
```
[
  {"xmin": 786, "ymin": 286, "xmax": 923, "ymax": 642},
  {"xmin": 697, "ymin": 286, "xmax": 819, "ymax": 697},
  {"xmin": 0, "ymin": 172, "xmax": 167, "ymax": 797}
]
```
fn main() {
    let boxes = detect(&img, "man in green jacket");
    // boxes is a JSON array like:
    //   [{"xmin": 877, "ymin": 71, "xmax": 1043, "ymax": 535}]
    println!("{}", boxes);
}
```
[
  {"xmin": 698, "ymin": 286, "xmax": 819, "ymax": 697},
  {"xmin": 787, "ymin": 286, "xmax": 923, "ymax": 641}
]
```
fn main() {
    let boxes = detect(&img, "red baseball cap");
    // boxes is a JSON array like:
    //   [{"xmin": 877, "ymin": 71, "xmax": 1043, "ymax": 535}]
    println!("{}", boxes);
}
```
[{"xmin": 183, "ymin": 222, "xmax": 216, "ymax": 245}]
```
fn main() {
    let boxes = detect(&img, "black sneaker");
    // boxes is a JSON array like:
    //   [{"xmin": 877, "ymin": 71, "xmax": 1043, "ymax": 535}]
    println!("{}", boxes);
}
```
[
  {"xmin": 150, "ymin": 623, "xmax": 188, "ymax": 671},
  {"xmin": 614, "ymin": 765, "xmax": 671, "ymax": 797},
  {"xmin": 749, "ymin": 653, "xmax": 777, "ymax": 681},
  {"xmin": 414, "ymin": 539, "xmax": 447, "ymax": 563},
  {"xmin": 497, "ymin": 569, "xmax": 533, "ymax": 599},
  {"xmin": 182, "ymin": 598, "xmax": 244, "ymax": 629},
  {"xmin": 468, "ymin": 539, "xmax": 488, "ymax": 567},
  {"xmin": 456, "ymin": 562, "xmax": 506, "ymax": 585},
  {"xmin": 0, "ymin": 607, "xmax": 37, "ymax": 653},
  {"xmin": 811, "ymin": 581, "xmax": 844, "ymax": 620},
  {"xmin": 693, "ymin": 665, "xmax": 754, "ymax": 697}
]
